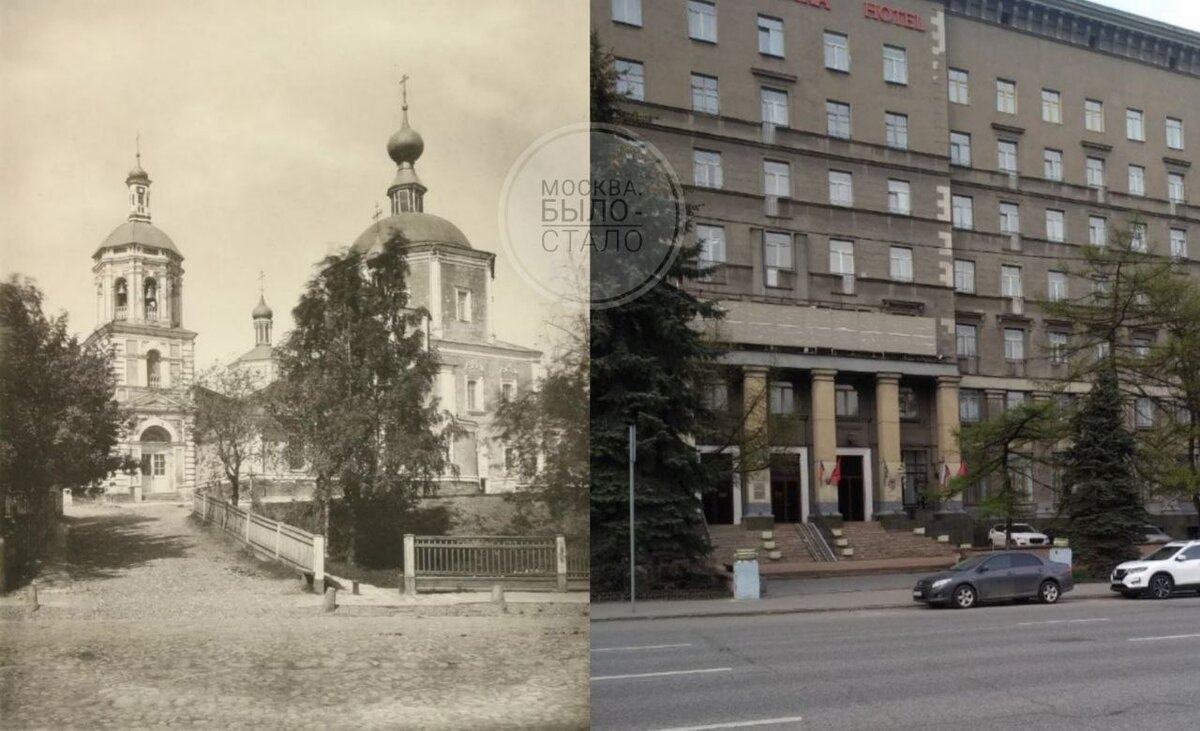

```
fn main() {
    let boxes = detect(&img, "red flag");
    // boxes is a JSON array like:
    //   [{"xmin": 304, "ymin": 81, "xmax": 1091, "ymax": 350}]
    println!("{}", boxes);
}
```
[
  {"xmin": 829, "ymin": 456, "xmax": 842, "ymax": 486},
  {"xmin": 956, "ymin": 460, "xmax": 968, "ymax": 478}
]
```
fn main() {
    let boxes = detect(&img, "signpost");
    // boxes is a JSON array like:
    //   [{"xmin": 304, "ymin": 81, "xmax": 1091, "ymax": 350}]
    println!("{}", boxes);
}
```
[{"xmin": 629, "ymin": 423, "xmax": 636, "ymax": 613}]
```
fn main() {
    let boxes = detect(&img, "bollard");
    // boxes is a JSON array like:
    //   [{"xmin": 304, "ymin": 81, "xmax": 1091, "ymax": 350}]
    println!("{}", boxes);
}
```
[
  {"xmin": 555, "ymin": 535, "xmax": 568, "ymax": 593},
  {"xmin": 27, "ymin": 581, "xmax": 39, "ymax": 611},
  {"xmin": 403, "ymin": 534, "xmax": 416, "ymax": 597},
  {"xmin": 491, "ymin": 584, "xmax": 506, "ymax": 612},
  {"xmin": 323, "ymin": 587, "xmax": 337, "ymax": 613}
]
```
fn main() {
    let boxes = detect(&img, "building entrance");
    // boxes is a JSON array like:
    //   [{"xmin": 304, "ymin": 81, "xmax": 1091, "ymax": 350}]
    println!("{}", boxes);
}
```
[
  {"xmin": 770, "ymin": 454, "xmax": 803, "ymax": 523},
  {"xmin": 701, "ymin": 452, "xmax": 735, "ymax": 525},
  {"xmin": 837, "ymin": 455, "xmax": 866, "ymax": 521}
]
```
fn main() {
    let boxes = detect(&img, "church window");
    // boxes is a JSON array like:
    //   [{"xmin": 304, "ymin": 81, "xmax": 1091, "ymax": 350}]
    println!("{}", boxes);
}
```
[
  {"xmin": 456, "ymin": 288, "xmax": 472, "ymax": 322},
  {"xmin": 115, "ymin": 278, "xmax": 128, "ymax": 320},
  {"xmin": 152, "ymin": 454, "xmax": 166, "ymax": 476},
  {"xmin": 144, "ymin": 278, "xmax": 158, "ymax": 320},
  {"xmin": 501, "ymin": 381, "xmax": 516, "ymax": 401},
  {"xmin": 466, "ymin": 378, "xmax": 482, "ymax": 411},
  {"xmin": 147, "ymin": 350, "xmax": 162, "ymax": 388}
]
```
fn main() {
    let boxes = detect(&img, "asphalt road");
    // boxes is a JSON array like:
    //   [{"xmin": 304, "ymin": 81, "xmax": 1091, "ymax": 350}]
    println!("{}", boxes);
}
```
[{"xmin": 591, "ymin": 591, "xmax": 1200, "ymax": 730}]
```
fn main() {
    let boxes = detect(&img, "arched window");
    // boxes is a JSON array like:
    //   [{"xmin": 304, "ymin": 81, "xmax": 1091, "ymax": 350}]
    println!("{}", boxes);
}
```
[
  {"xmin": 146, "ymin": 349, "xmax": 161, "ymax": 388},
  {"xmin": 140, "ymin": 425, "xmax": 171, "ymax": 443},
  {"xmin": 114, "ymin": 278, "xmax": 128, "ymax": 320},
  {"xmin": 144, "ymin": 278, "xmax": 158, "ymax": 320}
]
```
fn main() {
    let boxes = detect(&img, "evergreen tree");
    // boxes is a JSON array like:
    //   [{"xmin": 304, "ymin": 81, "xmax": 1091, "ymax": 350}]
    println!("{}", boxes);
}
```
[{"xmin": 1062, "ymin": 366, "xmax": 1148, "ymax": 576}]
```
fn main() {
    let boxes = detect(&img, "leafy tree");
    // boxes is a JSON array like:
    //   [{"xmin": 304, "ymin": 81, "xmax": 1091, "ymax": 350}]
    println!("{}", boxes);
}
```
[
  {"xmin": 272, "ymin": 235, "xmax": 460, "ymax": 566},
  {"xmin": 192, "ymin": 364, "xmax": 264, "ymax": 506},
  {"xmin": 590, "ymin": 33, "xmax": 724, "ymax": 593}
]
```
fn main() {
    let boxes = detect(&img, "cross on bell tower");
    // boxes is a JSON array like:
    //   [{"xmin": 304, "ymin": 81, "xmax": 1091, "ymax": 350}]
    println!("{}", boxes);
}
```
[{"xmin": 386, "ymin": 74, "xmax": 427, "ymax": 215}]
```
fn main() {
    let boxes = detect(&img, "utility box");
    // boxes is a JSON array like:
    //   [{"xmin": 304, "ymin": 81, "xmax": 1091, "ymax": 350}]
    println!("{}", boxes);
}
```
[{"xmin": 732, "ymin": 548, "xmax": 760, "ymax": 601}]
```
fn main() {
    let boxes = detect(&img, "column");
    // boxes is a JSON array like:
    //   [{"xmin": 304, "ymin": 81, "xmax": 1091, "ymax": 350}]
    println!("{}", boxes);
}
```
[
  {"xmin": 811, "ymin": 369, "xmax": 839, "ymax": 518},
  {"xmin": 936, "ymin": 376, "xmax": 964, "ymax": 512},
  {"xmin": 875, "ymin": 373, "xmax": 903, "ymax": 515},
  {"xmin": 740, "ymin": 365, "xmax": 773, "ymax": 529},
  {"xmin": 428, "ymin": 253, "xmax": 443, "ymax": 337}
]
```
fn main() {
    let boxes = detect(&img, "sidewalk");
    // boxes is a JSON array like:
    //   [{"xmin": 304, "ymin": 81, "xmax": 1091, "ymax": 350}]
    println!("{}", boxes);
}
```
[{"xmin": 591, "ymin": 582, "xmax": 1116, "ymax": 622}]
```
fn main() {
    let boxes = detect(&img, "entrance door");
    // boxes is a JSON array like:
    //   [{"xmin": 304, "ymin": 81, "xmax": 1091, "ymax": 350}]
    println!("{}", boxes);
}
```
[
  {"xmin": 701, "ymin": 453, "xmax": 735, "ymax": 525},
  {"xmin": 837, "ymin": 455, "xmax": 866, "ymax": 521},
  {"xmin": 770, "ymin": 454, "xmax": 802, "ymax": 523}
]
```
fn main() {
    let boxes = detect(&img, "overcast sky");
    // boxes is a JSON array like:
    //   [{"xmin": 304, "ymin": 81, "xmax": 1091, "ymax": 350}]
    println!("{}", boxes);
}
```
[
  {"xmin": 1093, "ymin": 0, "xmax": 1200, "ymax": 31},
  {"xmin": 0, "ymin": 0, "xmax": 587, "ymax": 369}
]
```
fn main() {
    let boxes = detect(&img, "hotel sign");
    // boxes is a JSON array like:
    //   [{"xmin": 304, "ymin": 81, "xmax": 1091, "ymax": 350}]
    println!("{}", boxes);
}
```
[{"xmin": 790, "ymin": 0, "xmax": 928, "ymax": 34}]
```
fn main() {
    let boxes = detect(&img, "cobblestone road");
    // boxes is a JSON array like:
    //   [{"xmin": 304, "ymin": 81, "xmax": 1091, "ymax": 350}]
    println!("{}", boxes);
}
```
[{"xmin": 0, "ymin": 503, "xmax": 588, "ymax": 729}]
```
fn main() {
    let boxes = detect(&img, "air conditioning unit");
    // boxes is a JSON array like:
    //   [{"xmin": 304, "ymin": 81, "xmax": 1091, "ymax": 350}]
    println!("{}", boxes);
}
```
[
  {"xmin": 1008, "ymin": 296, "xmax": 1024, "ymax": 315},
  {"xmin": 764, "ymin": 195, "xmax": 780, "ymax": 217},
  {"xmin": 761, "ymin": 122, "xmax": 776, "ymax": 144},
  {"xmin": 841, "ymin": 273, "xmax": 856, "ymax": 295}
]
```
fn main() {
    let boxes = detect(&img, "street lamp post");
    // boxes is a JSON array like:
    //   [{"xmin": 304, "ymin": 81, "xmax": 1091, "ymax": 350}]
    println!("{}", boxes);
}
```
[{"xmin": 629, "ymin": 423, "xmax": 636, "ymax": 613}]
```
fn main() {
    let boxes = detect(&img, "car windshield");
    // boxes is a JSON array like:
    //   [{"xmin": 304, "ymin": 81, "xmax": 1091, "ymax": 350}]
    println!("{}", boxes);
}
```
[
  {"xmin": 1145, "ymin": 546, "xmax": 1182, "ymax": 561},
  {"xmin": 1011, "ymin": 525, "xmax": 1035, "ymax": 533},
  {"xmin": 950, "ymin": 556, "xmax": 988, "ymax": 572}
]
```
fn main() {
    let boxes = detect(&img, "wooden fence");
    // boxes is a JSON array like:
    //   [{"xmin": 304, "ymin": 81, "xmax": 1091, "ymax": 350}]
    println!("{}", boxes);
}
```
[
  {"xmin": 192, "ymin": 493, "xmax": 324, "ymax": 586},
  {"xmin": 404, "ymin": 534, "xmax": 589, "ymax": 594}
]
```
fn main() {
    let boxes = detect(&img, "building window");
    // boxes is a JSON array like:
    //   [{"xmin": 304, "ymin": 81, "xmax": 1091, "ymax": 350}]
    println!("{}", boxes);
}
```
[
  {"xmin": 1133, "ymin": 335, "xmax": 1152, "ymax": 359},
  {"xmin": 883, "ymin": 45, "xmax": 907, "ymax": 84},
  {"xmin": 761, "ymin": 87, "xmax": 789, "ymax": 127},
  {"xmin": 899, "ymin": 387, "xmax": 918, "ymax": 420},
  {"xmin": 1085, "ymin": 99, "xmax": 1104, "ymax": 132},
  {"xmin": 1095, "ymin": 340, "xmax": 1111, "ymax": 360},
  {"xmin": 835, "ymin": 385, "xmax": 859, "ymax": 418},
  {"xmin": 996, "ymin": 79, "xmax": 1016, "ymax": 114},
  {"xmin": 1045, "ymin": 209, "xmax": 1065, "ymax": 242},
  {"xmin": 959, "ymin": 389, "xmax": 981, "ymax": 423},
  {"xmin": 705, "ymin": 382, "xmax": 728, "ymax": 411},
  {"xmin": 456, "ymin": 288, "xmax": 472, "ymax": 322},
  {"xmin": 950, "ymin": 132, "xmax": 971, "ymax": 166},
  {"xmin": 823, "ymin": 31, "xmax": 849, "ymax": 71},
  {"xmin": 758, "ymin": 15, "xmax": 784, "ymax": 57},
  {"xmin": 956, "ymin": 323, "xmax": 978, "ymax": 358},
  {"xmin": 1048, "ymin": 331, "xmax": 1069, "ymax": 364},
  {"xmin": 1047, "ymin": 270, "xmax": 1067, "ymax": 302},
  {"xmin": 1130, "ymin": 222, "xmax": 1148, "ymax": 253},
  {"xmin": 889, "ymin": 247, "xmax": 913, "ymax": 282},
  {"xmin": 687, "ymin": 1, "xmax": 717, "ymax": 42},
  {"xmin": 763, "ymin": 160, "xmax": 790, "ymax": 197},
  {"xmin": 690, "ymin": 74, "xmax": 719, "ymax": 114},
  {"xmin": 829, "ymin": 239, "xmax": 854, "ymax": 276},
  {"xmin": 114, "ymin": 278, "xmax": 128, "ymax": 320},
  {"xmin": 697, "ymin": 224, "xmax": 726, "ymax": 274},
  {"xmin": 1004, "ymin": 328, "xmax": 1025, "ymax": 362},
  {"xmin": 1043, "ymin": 149, "xmax": 1063, "ymax": 181},
  {"xmin": 1086, "ymin": 157, "xmax": 1105, "ymax": 188},
  {"xmin": 948, "ymin": 68, "xmax": 969, "ymax": 104},
  {"xmin": 1128, "ymin": 165, "xmax": 1145, "ymax": 196},
  {"xmin": 1005, "ymin": 391, "xmax": 1028, "ymax": 412},
  {"xmin": 693, "ymin": 149, "xmax": 722, "ymax": 188},
  {"xmin": 152, "ymin": 453, "xmax": 166, "ymax": 476},
  {"xmin": 1171, "ymin": 228, "xmax": 1188, "ymax": 259},
  {"xmin": 1092, "ymin": 277, "xmax": 1110, "ymax": 302},
  {"xmin": 763, "ymin": 232, "xmax": 793, "ymax": 287},
  {"xmin": 999, "ymin": 202, "xmax": 1020, "ymax": 234},
  {"xmin": 885, "ymin": 112, "xmax": 908, "ymax": 149},
  {"xmin": 611, "ymin": 0, "xmax": 641, "ymax": 26},
  {"xmin": 1089, "ymin": 216, "xmax": 1107, "ymax": 247},
  {"xmin": 1001, "ymin": 265, "xmax": 1023, "ymax": 298},
  {"xmin": 1169, "ymin": 173, "xmax": 1186, "ymax": 204},
  {"xmin": 826, "ymin": 101, "xmax": 851, "ymax": 139},
  {"xmin": 828, "ymin": 170, "xmax": 853, "ymax": 206},
  {"xmin": 466, "ymin": 378, "xmax": 481, "ymax": 411},
  {"xmin": 1041, "ymin": 89, "xmax": 1061, "ymax": 123},
  {"xmin": 769, "ymin": 381, "xmax": 794, "ymax": 414},
  {"xmin": 951, "ymin": 195, "xmax": 973, "ymax": 230},
  {"xmin": 614, "ymin": 59, "xmax": 644, "ymax": 101},
  {"xmin": 997, "ymin": 140, "xmax": 1018, "ymax": 173},
  {"xmin": 1135, "ymin": 397, "xmax": 1154, "ymax": 429},
  {"xmin": 1126, "ymin": 108, "xmax": 1145, "ymax": 141},
  {"xmin": 1167, "ymin": 117, "xmax": 1184, "ymax": 150},
  {"xmin": 954, "ymin": 260, "xmax": 975, "ymax": 294},
  {"xmin": 146, "ymin": 349, "xmax": 161, "ymax": 389},
  {"xmin": 501, "ymin": 380, "xmax": 516, "ymax": 402},
  {"xmin": 887, "ymin": 179, "xmax": 910, "ymax": 215}
]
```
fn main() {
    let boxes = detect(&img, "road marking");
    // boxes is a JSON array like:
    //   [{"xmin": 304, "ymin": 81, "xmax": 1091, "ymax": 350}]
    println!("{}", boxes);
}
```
[
  {"xmin": 652, "ymin": 716, "xmax": 806, "ymax": 730},
  {"xmin": 591, "ymin": 643, "xmax": 693, "ymax": 653},
  {"xmin": 591, "ymin": 667, "xmax": 732, "ymax": 681},
  {"xmin": 1017, "ymin": 618, "xmax": 1110, "ymax": 626},
  {"xmin": 1128, "ymin": 633, "xmax": 1200, "ymax": 642}
]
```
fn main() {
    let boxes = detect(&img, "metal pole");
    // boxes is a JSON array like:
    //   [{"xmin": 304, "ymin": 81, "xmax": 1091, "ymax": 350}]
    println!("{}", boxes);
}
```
[{"xmin": 629, "ymin": 423, "xmax": 636, "ymax": 613}]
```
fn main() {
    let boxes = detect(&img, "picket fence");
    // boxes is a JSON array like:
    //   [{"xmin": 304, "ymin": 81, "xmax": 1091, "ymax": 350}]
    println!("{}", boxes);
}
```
[{"xmin": 192, "ymin": 493, "xmax": 324, "ymax": 585}]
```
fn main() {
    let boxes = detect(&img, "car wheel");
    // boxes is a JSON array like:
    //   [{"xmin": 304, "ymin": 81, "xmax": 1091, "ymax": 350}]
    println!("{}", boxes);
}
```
[
  {"xmin": 952, "ymin": 584, "xmax": 977, "ymax": 609},
  {"xmin": 1149, "ymin": 573, "xmax": 1174, "ymax": 600},
  {"xmin": 1039, "ymin": 580, "xmax": 1061, "ymax": 604}
]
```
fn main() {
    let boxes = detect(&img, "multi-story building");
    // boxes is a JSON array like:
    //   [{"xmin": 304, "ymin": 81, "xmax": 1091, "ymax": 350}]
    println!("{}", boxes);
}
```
[{"xmin": 595, "ymin": 0, "xmax": 1200, "ymax": 530}]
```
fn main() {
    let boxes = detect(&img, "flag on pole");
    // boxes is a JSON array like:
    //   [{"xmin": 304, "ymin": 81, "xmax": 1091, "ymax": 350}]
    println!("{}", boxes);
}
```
[
  {"xmin": 957, "ymin": 459, "xmax": 968, "ymax": 478},
  {"xmin": 817, "ymin": 460, "xmax": 826, "ymax": 486},
  {"xmin": 941, "ymin": 462, "xmax": 952, "ymax": 486},
  {"xmin": 829, "ymin": 456, "xmax": 842, "ymax": 486}
]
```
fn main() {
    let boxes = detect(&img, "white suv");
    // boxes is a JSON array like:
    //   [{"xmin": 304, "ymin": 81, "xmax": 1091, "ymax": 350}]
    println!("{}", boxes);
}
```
[
  {"xmin": 988, "ymin": 523, "xmax": 1050, "ymax": 548},
  {"xmin": 1111, "ymin": 541, "xmax": 1200, "ymax": 599}
]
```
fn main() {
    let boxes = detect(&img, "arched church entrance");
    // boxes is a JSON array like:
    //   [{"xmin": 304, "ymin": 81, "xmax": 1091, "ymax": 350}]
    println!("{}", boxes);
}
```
[{"xmin": 140, "ymin": 425, "xmax": 174, "ymax": 494}]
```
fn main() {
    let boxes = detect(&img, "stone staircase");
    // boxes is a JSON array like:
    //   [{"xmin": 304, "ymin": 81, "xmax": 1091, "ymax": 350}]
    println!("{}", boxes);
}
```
[
  {"xmin": 837, "ymin": 521, "xmax": 960, "ymax": 561},
  {"xmin": 708, "ymin": 524, "xmax": 822, "ymax": 566}
]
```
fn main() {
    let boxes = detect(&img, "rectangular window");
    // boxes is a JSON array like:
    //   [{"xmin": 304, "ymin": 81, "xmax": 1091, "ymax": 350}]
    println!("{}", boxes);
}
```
[
  {"xmin": 1048, "ymin": 331, "xmax": 1069, "ymax": 364},
  {"xmin": 763, "ymin": 160, "xmax": 790, "ymax": 197},
  {"xmin": 456, "ymin": 288, "xmax": 472, "ymax": 322},
  {"xmin": 1001, "ymin": 265, "xmax": 1023, "ymax": 298},
  {"xmin": 954, "ymin": 260, "xmax": 975, "ymax": 294},
  {"xmin": 828, "ymin": 170, "xmax": 853, "ymax": 206},
  {"xmin": 1128, "ymin": 165, "xmax": 1145, "ymax": 196},
  {"xmin": 1086, "ymin": 157, "xmax": 1105, "ymax": 188},
  {"xmin": 956, "ymin": 323, "xmax": 978, "ymax": 357},
  {"xmin": 1045, "ymin": 209, "xmax": 1065, "ymax": 242},
  {"xmin": 1133, "ymin": 336, "xmax": 1152, "ymax": 359},
  {"xmin": 829, "ymin": 239, "xmax": 855, "ymax": 275},
  {"xmin": 501, "ymin": 381, "xmax": 516, "ymax": 402},
  {"xmin": 688, "ymin": 1, "xmax": 717, "ymax": 42},
  {"xmin": 1043, "ymin": 149, "xmax": 1063, "ymax": 181},
  {"xmin": 690, "ymin": 73, "xmax": 719, "ymax": 114},
  {"xmin": 152, "ymin": 454, "xmax": 166, "ymax": 476},
  {"xmin": 1136, "ymin": 397, "xmax": 1154, "ymax": 429},
  {"xmin": 950, "ymin": 132, "xmax": 971, "ymax": 166},
  {"xmin": 887, "ymin": 179, "xmax": 910, "ymax": 215},
  {"xmin": 758, "ymin": 15, "xmax": 784, "ymax": 57},
  {"xmin": 826, "ymin": 101, "xmax": 851, "ymax": 139},
  {"xmin": 883, "ymin": 45, "xmax": 907, "ymax": 84},
  {"xmin": 693, "ymin": 149, "xmax": 722, "ymax": 188},
  {"xmin": 1169, "ymin": 173, "xmax": 1186, "ymax": 204},
  {"xmin": 996, "ymin": 79, "xmax": 1016, "ymax": 114},
  {"xmin": 997, "ymin": 140, "xmax": 1018, "ymax": 173},
  {"xmin": 835, "ymin": 385, "xmax": 859, "ymax": 418},
  {"xmin": 1126, "ymin": 108, "xmax": 1145, "ymax": 141},
  {"xmin": 705, "ymin": 382, "xmax": 728, "ymax": 412},
  {"xmin": 899, "ymin": 388, "xmax": 919, "ymax": 420},
  {"xmin": 614, "ymin": 59, "xmax": 644, "ymax": 101},
  {"xmin": 1005, "ymin": 391, "xmax": 1028, "ymax": 412},
  {"xmin": 1004, "ymin": 328, "xmax": 1025, "ymax": 361},
  {"xmin": 951, "ymin": 195, "xmax": 973, "ymax": 229},
  {"xmin": 1085, "ymin": 99, "xmax": 1104, "ymax": 132},
  {"xmin": 1041, "ymin": 89, "xmax": 1061, "ymax": 123},
  {"xmin": 1167, "ymin": 117, "xmax": 1184, "ymax": 150},
  {"xmin": 612, "ymin": 0, "xmax": 641, "ymax": 26},
  {"xmin": 466, "ymin": 378, "xmax": 480, "ymax": 411},
  {"xmin": 884, "ymin": 112, "xmax": 908, "ymax": 149},
  {"xmin": 999, "ymin": 202, "xmax": 1020, "ymax": 234},
  {"xmin": 761, "ymin": 87, "xmax": 789, "ymax": 127},
  {"xmin": 763, "ymin": 231, "xmax": 793, "ymax": 280},
  {"xmin": 1131, "ymin": 222, "xmax": 1148, "ymax": 252},
  {"xmin": 959, "ymin": 389, "xmax": 981, "ymax": 423},
  {"xmin": 769, "ymin": 382, "xmax": 794, "ymax": 415},
  {"xmin": 824, "ymin": 31, "xmax": 849, "ymax": 71},
  {"xmin": 696, "ymin": 224, "xmax": 726, "ymax": 266},
  {"xmin": 889, "ymin": 246, "xmax": 913, "ymax": 282},
  {"xmin": 1089, "ymin": 216, "xmax": 1107, "ymax": 247},
  {"xmin": 1171, "ymin": 228, "xmax": 1188, "ymax": 259},
  {"xmin": 948, "ymin": 68, "xmax": 969, "ymax": 104},
  {"xmin": 1047, "ymin": 270, "xmax": 1067, "ymax": 302}
]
